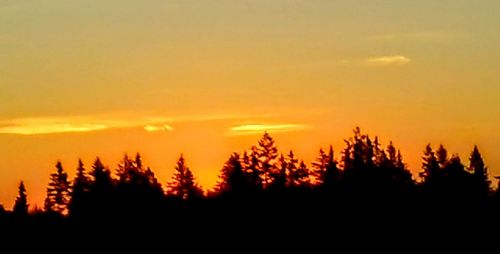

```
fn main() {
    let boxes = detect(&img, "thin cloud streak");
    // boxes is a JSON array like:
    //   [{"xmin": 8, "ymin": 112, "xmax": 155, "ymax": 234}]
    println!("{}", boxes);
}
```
[
  {"xmin": 365, "ymin": 55, "xmax": 411, "ymax": 66},
  {"xmin": 0, "ymin": 113, "xmax": 274, "ymax": 135},
  {"xmin": 0, "ymin": 117, "xmax": 169, "ymax": 135},
  {"xmin": 144, "ymin": 125, "xmax": 174, "ymax": 132},
  {"xmin": 229, "ymin": 124, "xmax": 309, "ymax": 136}
]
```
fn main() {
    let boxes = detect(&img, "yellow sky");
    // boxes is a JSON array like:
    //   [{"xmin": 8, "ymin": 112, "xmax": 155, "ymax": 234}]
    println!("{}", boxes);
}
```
[{"xmin": 1, "ymin": 0, "xmax": 499, "ymax": 207}]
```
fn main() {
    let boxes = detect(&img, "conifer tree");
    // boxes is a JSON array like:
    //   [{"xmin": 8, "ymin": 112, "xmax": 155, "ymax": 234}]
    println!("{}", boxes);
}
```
[
  {"xmin": 167, "ymin": 155, "xmax": 203, "ymax": 200},
  {"xmin": 468, "ymin": 146, "xmax": 490, "ymax": 196},
  {"xmin": 46, "ymin": 161, "xmax": 71, "ymax": 215},
  {"xmin": 13, "ymin": 181, "xmax": 29, "ymax": 217}
]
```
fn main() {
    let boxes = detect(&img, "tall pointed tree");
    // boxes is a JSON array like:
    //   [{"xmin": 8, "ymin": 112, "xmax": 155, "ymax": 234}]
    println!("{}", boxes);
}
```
[
  {"xmin": 285, "ymin": 151, "xmax": 309, "ymax": 188},
  {"xmin": 386, "ymin": 142, "xmax": 397, "ymax": 167},
  {"xmin": 116, "ymin": 154, "xmax": 136, "ymax": 184},
  {"xmin": 420, "ymin": 144, "xmax": 440, "ymax": 185},
  {"xmin": 216, "ymin": 153, "xmax": 248, "ymax": 196},
  {"xmin": 70, "ymin": 159, "xmax": 90, "ymax": 216},
  {"xmin": 271, "ymin": 154, "xmax": 288, "ymax": 191},
  {"xmin": 322, "ymin": 146, "xmax": 340, "ymax": 189},
  {"xmin": 89, "ymin": 157, "xmax": 114, "ymax": 194},
  {"xmin": 468, "ymin": 146, "xmax": 490, "ymax": 196},
  {"xmin": 312, "ymin": 148, "xmax": 328, "ymax": 183},
  {"xmin": 373, "ymin": 137, "xmax": 388, "ymax": 167},
  {"xmin": 292, "ymin": 161, "xmax": 310, "ymax": 188},
  {"xmin": 242, "ymin": 147, "xmax": 263, "ymax": 190},
  {"xmin": 443, "ymin": 154, "xmax": 472, "ymax": 196},
  {"xmin": 256, "ymin": 132, "xmax": 279, "ymax": 187},
  {"xmin": 46, "ymin": 161, "xmax": 71, "ymax": 215},
  {"xmin": 167, "ymin": 155, "xmax": 203, "ymax": 200},
  {"xmin": 313, "ymin": 146, "xmax": 339, "ymax": 186},
  {"xmin": 436, "ymin": 144, "xmax": 449, "ymax": 169},
  {"xmin": 13, "ymin": 181, "xmax": 29, "ymax": 217}
]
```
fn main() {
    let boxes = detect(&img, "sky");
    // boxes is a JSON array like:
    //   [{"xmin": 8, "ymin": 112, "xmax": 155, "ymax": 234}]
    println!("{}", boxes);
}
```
[{"xmin": 1, "ymin": 0, "xmax": 499, "ymax": 207}]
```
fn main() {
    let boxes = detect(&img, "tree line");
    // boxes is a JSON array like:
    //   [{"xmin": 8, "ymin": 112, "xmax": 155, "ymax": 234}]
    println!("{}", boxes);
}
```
[{"xmin": 1, "ymin": 127, "xmax": 499, "ymax": 225}]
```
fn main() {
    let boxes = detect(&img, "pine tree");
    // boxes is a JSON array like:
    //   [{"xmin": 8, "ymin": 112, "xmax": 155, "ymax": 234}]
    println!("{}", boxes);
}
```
[
  {"xmin": 396, "ymin": 150, "xmax": 405, "ymax": 170},
  {"xmin": 386, "ymin": 142, "xmax": 397, "ymax": 167},
  {"xmin": 167, "ymin": 155, "xmax": 203, "ymax": 200},
  {"xmin": 420, "ymin": 144, "xmax": 440, "ymax": 185},
  {"xmin": 69, "ymin": 159, "xmax": 90, "ymax": 216},
  {"xmin": 294, "ymin": 161, "xmax": 310, "ymax": 188},
  {"xmin": 436, "ymin": 144, "xmax": 449, "ymax": 169},
  {"xmin": 443, "ymin": 154, "xmax": 472, "ymax": 196},
  {"xmin": 116, "ymin": 154, "xmax": 136, "ymax": 184},
  {"xmin": 13, "ymin": 181, "xmax": 29, "ymax": 217},
  {"xmin": 74, "ymin": 159, "xmax": 90, "ymax": 189},
  {"xmin": 468, "ymin": 146, "xmax": 490, "ymax": 196},
  {"xmin": 89, "ymin": 157, "xmax": 114, "ymax": 193},
  {"xmin": 286, "ymin": 151, "xmax": 309, "ymax": 188},
  {"xmin": 216, "ymin": 153, "xmax": 248, "ymax": 196},
  {"xmin": 87, "ymin": 157, "xmax": 114, "ymax": 215},
  {"xmin": 242, "ymin": 147, "xmax": 263, "ymax": 190},
  {"xmin": 312, "ymin": 148, "xmax": 328, "ymax": 183},
  {"xmin": 256, "ymin": 132, "xmax": 279, "ymax": 188},
  {"xmin": 271, "ymin": 154, "xmax": 287, "ymax": 191},
  {"xmin": 323, "ymin": 146, "xmax": 340, "ymax": 188},
  {"xmin": 374, "ymin": 137, "xmax": 388, "ymax": 167},
  {"xmin": 46, "ymin": 161, "xmax": 71, "ymax": 215}
]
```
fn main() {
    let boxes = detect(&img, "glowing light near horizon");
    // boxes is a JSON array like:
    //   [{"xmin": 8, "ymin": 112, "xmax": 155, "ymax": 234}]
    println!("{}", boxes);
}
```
[
  {"xmin": 230, "ymin": 124, "xmax": 309, "ymax": 135},
  {"xmin": 0, "ymin": 123, "xmax": 108, "ymax": 135},
  {"xmin": 0, "ymin": 116, "xmax": 171, "ymax": 135},
  {"xmin": 144, "ymin": 125, "xmax": 174, "ymax": 132}
]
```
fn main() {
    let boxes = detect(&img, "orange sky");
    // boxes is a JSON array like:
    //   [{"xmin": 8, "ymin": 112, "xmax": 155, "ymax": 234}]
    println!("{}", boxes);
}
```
[{"xmin": 1, "ymin": 0, "xmax": 500, "ymax": 208}]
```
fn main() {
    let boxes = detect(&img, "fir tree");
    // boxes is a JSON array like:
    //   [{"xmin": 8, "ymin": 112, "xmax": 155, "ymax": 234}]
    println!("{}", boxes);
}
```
[
  {"xmin": 256, "ymin": 132, "xmax": 279, "ymax": 187},
  {"xmin": 167, "ymin": 155, "xmax": 203, "ymax": 200},
  {"xmin": 13, "ymin": 181, "xmax": 29, "ymax": 217},
  {"xmin": 468, "ymin": 146, "xmax": 490, "ymax": 196},
  {"xmin": 46, "ymin": 161, "xmax": 71, "ymax": 215}
]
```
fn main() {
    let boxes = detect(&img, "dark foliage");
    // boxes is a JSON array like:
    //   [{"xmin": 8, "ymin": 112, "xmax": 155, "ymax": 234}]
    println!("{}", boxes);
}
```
[{"xmin": 1, "ymin": 128, "xmax": 499, "ymax": 230}]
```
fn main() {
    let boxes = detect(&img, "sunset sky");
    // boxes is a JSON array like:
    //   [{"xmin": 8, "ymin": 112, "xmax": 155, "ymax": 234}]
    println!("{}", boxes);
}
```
[{"xmin": 1, "ymin": 0, "xmax": 499, "ymax": 207}]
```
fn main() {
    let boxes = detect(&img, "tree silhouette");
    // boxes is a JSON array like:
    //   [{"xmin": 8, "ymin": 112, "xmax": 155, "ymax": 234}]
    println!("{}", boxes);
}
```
[
  {"xmin": 441, "ymin": 155, "xmax": 473, "ymax": 196},
  {"xmin": 341, "ymin": 127, "xmax": 378, "ymax": 193},
  {"xmin": 45, "ymin": 161, "xmax": 71, "ymax": 215},
  {"xmin": 241, "ymin": 148, "xmax": 263, "ymax": 191},
  {"xmin": 215, "ymin": 153, "xmax": 249, "ymax": 197},
  {"xmin": 267, "ymin": 154, "xmax": 287, "ymax": 192},
  {"xmin": 313, "ymin": 146, "xmax": 339, "ymax": 189},
  {"xmin": 1, "ymin": 128, "xmax": 498, "ymax": 227},
  {"xmin": 69, "ymin": 159, "xmax": 90, "ymax": 216},
  {"xmin": 420, "ymin": 144, "xmax": 441, "ymax": 190},
  {"xmin": 86, "ymin": 157, "xmax": 114, "ymax": 217},
  {"xmin": 13, "ymin": 181, "xmax": 29, "ymax": 217},
  {"xmin": 89, "ymin": 157, "xmax": 114, "ymax": 194},
  {"xmin": 468, "ymin": 146, "xmax": 490, "ymax": 196},
  {"xmin": 286, "ymin": 151, "xmax": 309, "ymax": 188},
  {"xmin": 167, "ymin": 155, "xmax": 203, "ymax": 200},
  {"xmin": 256, "ymin": 132, "xmax": 279, "ymax": 188},
  {"xmin": 436, "ymin": 144, "xmax": 449, "ymax": 169}
]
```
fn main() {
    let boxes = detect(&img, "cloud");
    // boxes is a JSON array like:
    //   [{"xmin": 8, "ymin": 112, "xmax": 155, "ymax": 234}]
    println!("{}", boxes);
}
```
[
  {"xmin": 0, "ymin": 113, "xmax": 270, "ymax": 135},
  {"xmin": 365, "ymin": 55, "xmax": 411, "ymax": 66},
  {"xmin": 0, "ymin": 116, "xmax": 172, "ymax": 135},
  {"xmin": 229, "ymin": 124, "xmax": 309, "ymax": 136},
  {"xmin": 144, "ymin": 125, "xmax": 174, "ymax": 132}
]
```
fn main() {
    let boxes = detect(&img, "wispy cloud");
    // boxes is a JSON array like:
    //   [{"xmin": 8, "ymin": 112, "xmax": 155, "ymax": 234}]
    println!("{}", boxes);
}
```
[
  {"xmin": 365, "ymin": 55, "xmax": 411, "ymax": 66},
  {"xmin": 0, "ymin": 116, "xmax": 172, "ymax": 135},
  {"xmin": 229, "ymin": 124, "xmax": 309, "ymax": 136},
  {"xmin": 0, "ymin": 113, "xmax": 273, "ymax": 135},
  {"xmin": 144, "ymin": 125, "xmax": 174, "ymax": 132}
]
